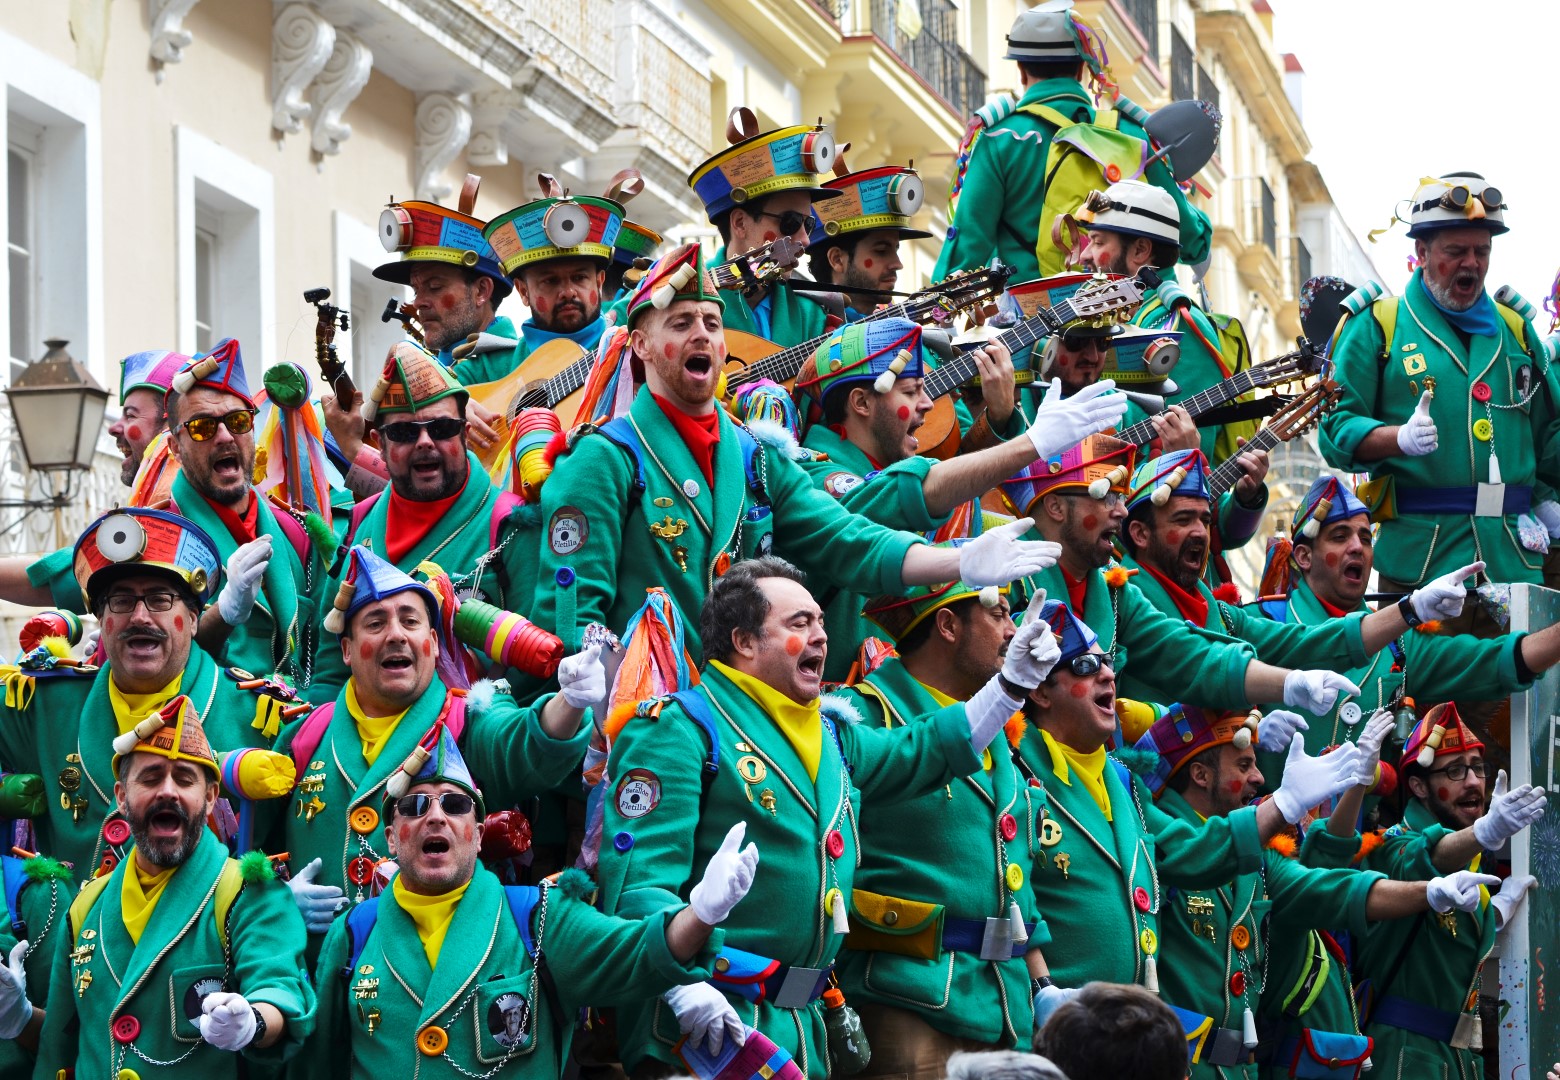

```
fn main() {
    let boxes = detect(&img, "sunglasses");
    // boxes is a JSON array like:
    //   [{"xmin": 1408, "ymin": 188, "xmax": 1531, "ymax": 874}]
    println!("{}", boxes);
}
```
[
  {"xmin": 380, "ymin": 417, "xmax": 466, "ymax": 444},
  {"xmin": 181, "ymin": 409, "xmax": 256, "ymax": 441},
  {"xmin": 103, "ymin": 590, "xmax": 180, "ymax": 614},
  {"xmin": 1061, "ymin": 333, "xmax": 1111, "ymax": 352},
  {"xmin": 1056, "ymin": 490, "xmax": 1125, "ymax": 509},
  {"xmin": 1065, "ymin": 653, "xmax": 1112, "ymax": 678},
  {"xmin": 394, "ymin": 792, "xmax": 476, "ymax": 819},
  {"xmin": 754, "ymin": 209, "xmax": 812, "ymax": 237}
]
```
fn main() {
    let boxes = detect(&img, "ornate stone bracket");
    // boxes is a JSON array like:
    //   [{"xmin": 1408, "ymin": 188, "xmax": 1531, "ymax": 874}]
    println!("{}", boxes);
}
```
[
  {"xmin": 414, "ymin": 92, "xmax": 472, "ymax": 202},
  {"xmin": 148, "ymin": 0, "xmax": 204, "ymax": 81},
  {"xmin": 272, "ymin": 3, "xmax": 336, "ymax": 136},
  {"xmin": 311, "ymin": 31, "xmax": 374, "ymax": 156},
  {"xmin": 468, "ymin": 89, "xmax": 518, "ymax": 167}
]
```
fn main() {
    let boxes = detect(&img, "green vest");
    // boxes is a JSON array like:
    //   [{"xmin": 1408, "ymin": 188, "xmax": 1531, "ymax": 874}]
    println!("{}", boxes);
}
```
[
  {"xmin": 834, "ymin": 657, "xmax": 1047, "ymax": 1045},
  {"xmin": 596, "ymin": 665, "xmax": 980, "ymax": 1076}
]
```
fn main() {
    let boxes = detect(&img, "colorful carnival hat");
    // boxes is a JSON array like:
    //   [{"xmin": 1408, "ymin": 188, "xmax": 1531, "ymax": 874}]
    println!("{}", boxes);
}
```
[
  {"xmin": 1401, "ymin": 701, "xmax": 1484, "ymax": 770},
  {"xmin": 484, "ymin": 174, "xmax": 625, "ymax": 276},
  {"xmin": 626, "ymin": 243, "xmax": 726, "ymax": 328},
  {"xmin": 999, "ymin": 433, "xmax": 1136, "ymax": 517},
  {"xmin": 1128, "ymin": 702, "xmax": 1263, "ymax": 797},
  {"xmin": 1406, "ymin": 172, "xmax": 1508, "ymax": 238},
  {"xmin": 689, "ymin": 107, "xmax": 842, "ymax": 222},
  {"xmin": 1037, "ymin": 597, "xmax": 1099, "ymax": 665},
  {"xmin": 863, "ymin": 539, "xmax": 1008, "ymax": 641},
  {"xmin": 808, "ymin": 160, "xmax": 932, "ymax": 244},
  {"xmin": 374, "ymin": 175, "xmax": 512, "ymax": 297},
  {"xmin": 1076, "ymin": 180, "xmax": 1181, "ymax": 246},
  {"xmin": 120, "ymin": 349, "xmax": 189, "ymax": 405},
  {"xmin": 1102, "ymin": 328, "xmax": 1181, "ymax": 394},
  {"xmin": 1292, "ymin": 474, "xmax": 1369, "ymax": 542},
  {"xmin": 796, "ymin": 318, "xmax": 924, "ymax": 404},
  {"xmin": 111, "ymin": 694, "xmax": 219, "ymax": 777},
  {"xmin": 1003, "ymin": 0, "xmax": 1092, "ymax": 62},
  {"xmin": 614, "ymin": 218, "xmax": 664, "ymax": 273},
  {"xmin": 1006, "ymin": 273, "xmax": 1123, "ymax": 321},
  {"xmin": 383, "ymin": 719, "xmax": 486, "ymax": 816},
  {"xmin": 322, "ymin": 545, "xmax": 440, "ymax": 635},
  {"xmin": 73, "ymin": 507, "xmax": 222, "ymax": 608},
  {"xmin": 362, "ymin": 340, "xmax": 469, "ymax": 424},
  {"xmin": 1126, "ymin": 449, "xmax": 1211, "ymax": 512},
  {"xmin": 170, "ymin": 338, "xmax": 255, "ymax": 409}
]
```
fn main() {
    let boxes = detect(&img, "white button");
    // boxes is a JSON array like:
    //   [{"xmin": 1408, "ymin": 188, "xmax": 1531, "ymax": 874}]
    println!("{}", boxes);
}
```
[
  {"xmin": 1339, "ymin": 702, "xmax": 1362, "ymax": 725},
  {"xmin": 683, "ymin": 479, "xmax": 700, "ymax": 498}
]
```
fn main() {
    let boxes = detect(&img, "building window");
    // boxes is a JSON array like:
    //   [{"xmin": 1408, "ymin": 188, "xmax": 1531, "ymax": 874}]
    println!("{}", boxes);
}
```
[
  {"xmin": 1121, "ymin": 0, "xmax": 1159, "ymax": 63},
  {"xmin": 193, "ymin": 219, "xmax": 217, "ymax": 355},
  {"xmin": 1259, "ymin": 179, "xmax": 1277, "ymax": 254},
  {"xmin": 1295, "ymin": 237, "xmax": 1313, "ymax": 295},
  {"xmin": 349, "ymin": 269, "xmax": 408, "ymax": 390},
  {"xmin": 1170, "ymin": 27, "xmax": 1195, "ymax": 102},
  {"xmin": 1197, "ymin": 62, "xmax": 1220, "ymax": 115},
  {"xmin": 6, "ymin": 143, "xmax": 33, "ymax": 377}
]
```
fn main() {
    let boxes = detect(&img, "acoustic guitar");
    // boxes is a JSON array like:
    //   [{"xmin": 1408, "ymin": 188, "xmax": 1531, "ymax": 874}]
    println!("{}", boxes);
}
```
[{"xmin": 1205, "ymin": 377, "xmax": 1340, "ymax": 499}]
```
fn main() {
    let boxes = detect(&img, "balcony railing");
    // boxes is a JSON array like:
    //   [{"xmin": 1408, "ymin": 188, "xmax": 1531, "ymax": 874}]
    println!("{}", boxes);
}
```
[
  {"xmin": 1259, "ymin": 179, "xmax": 1277, "ymax": 253},
  {"xmin": 1118, "ymin": 0, "xmax": 1160, "ymax": 62},
  {"xmin": 868, "ymin": 0, "xmax": 987, "ymax": 117},
  {"xmin": 1197, "ymin": 61, "xmax": 1219, "ymax": 113},
  {"xmin": 811, "ymin": 0, "xmax": 847, "ymax": 19},
  {"xmin": 1170, "ymin": 26, "xmax": 1195, "ymax": 102}
]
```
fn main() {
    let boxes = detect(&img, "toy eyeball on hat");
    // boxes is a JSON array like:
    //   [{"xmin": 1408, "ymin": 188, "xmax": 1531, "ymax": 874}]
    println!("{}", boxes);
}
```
[
  {"xmin": 374, "ymin": 173, "xmax": 513, "ymax": 299},
  {"xmin": 73, "ymin": 507, "xmax": 222, "ymax": 608},
  {"xmin": 688, "ymin": 107, "xmax": 843, "ymax": 222},
  {"xmin": 483, "ymin": 172, "xmax": 628, "ymax": 278},
  {"xmin": 1405, "ymin": 172, "xmax": 1508, "ymax": 238},
  {"xmin": 808, "ymin": 157, "xmax": 934, "ymax": 245},
  {"xmin": 1101, "ymin": 328, "xmax": 1182, "ymax": 395}
]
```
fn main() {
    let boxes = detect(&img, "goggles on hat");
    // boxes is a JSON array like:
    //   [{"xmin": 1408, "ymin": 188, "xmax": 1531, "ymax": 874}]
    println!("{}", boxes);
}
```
[
  {"xmin": 380, "ymin": 417, "xmax": 466, "ymax": 444},
  {"xmin": 1065, "ymin": 653, "xmax": 1113, "ymax": 678},
  {"xmin": 754, "ymin": 208, "xmax": 812, "ymax": 237},
  {"xmin": 1417, "ymin": 185, "xmax": 1505, "ymax": 215},
  {"xmin": 394, "ymin": 791, "xmax": 476, "ymax": 819},
  {"xmin": 181, "ymin": 409, "xmax": 256, "ymax": 441}
]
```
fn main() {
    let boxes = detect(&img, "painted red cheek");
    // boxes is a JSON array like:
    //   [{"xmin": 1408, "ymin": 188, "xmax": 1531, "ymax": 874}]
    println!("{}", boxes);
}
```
[
  {"xmin": 359, "ymin": 642, "xmax": 374, "ymax": 661},
  {"xmin": 1324, "ymin": 552, "xmax": 1339, "ymax": 567},
  {"xmin": 534, "ymin": 296, "xmax": 550, "ymax": 314},
  {"xmin": 1165, "ymin": 529, "xmax": 1182, "ymax": 546},
  {"xmin": 763, "ymin": 231, "xmax": 777, "ymax": 242},
  {"xmin": 1057, "ymin": 357, "xmax": 1071, "ymax": 368},
  {"xmin": 173, "ymin": 614, "xmax": 184, "ymax": 632},
  {"xmin": 715, "ymin": 340, "xmax": 728, "ymax": 360},
  {"xmin": 1069, "ymin": 682, "xmax": 1090, "ymax": 699},
  {"xmin": 896, "ymin": 406, "xmax": 911, "ymax": 421},
  {"xmin": 663, "ymin": 343, "xmax": 676, "ymax": 360},
  {"xmin": 459, "ymin": 821, "xmax": 475, "ymax": 843},
  {"xmin": 126, "ymin": 425, "xmax": 142, "ymax": 442},
  {"xmin": 422, "ymin": 639, "xmax": 433, "ymax": 657},
  {"xmin": 1436, "ymin": 787, "xmax": 1451, "ymax": 801},
  {"xmin": 784, "ymin": 635, "xmax": 804, "ymax": 656},
  {"xmin": 862, "ymin": 258, "xmax": 874, "ymax": 269},
  {"xmin": 1082, "ymin": 515, "xmax": 1098, "ymax": 530},
  {"xmin": 103, "ymin": 614, "xmax": 123, "ymax": 635},
  {"xmin": 438, "ymin": 292, "xmax": 458, "ymax": 312},
  {"xmin": 587, "ymin": 290, "xmax": 599, "ymax": 308},
  {"xmin": 1227, "ymin": 780, "xmax": 1245, "ymax": 794}
]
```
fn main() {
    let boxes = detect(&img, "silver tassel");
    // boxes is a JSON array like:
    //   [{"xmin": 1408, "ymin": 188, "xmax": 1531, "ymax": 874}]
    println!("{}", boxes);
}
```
[
  {"xmin": 832, "ymin": 890, "xmax": 850, "ymax": 935},
  {"xmin": 1009, "ymin": 901, "xmax": 1028, "ymax": 945},
  {"xmin": 1143, "ymin": 954, "xmax": 1159, "ymax": 993}
]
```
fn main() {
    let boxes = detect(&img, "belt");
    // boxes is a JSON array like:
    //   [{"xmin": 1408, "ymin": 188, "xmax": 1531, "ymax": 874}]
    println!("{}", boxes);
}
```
[
  {"xmin": 1391, "ymin": 483, "xmax": 1532, "ymax": 516},
  {"xmin": 941, "ymin": 916, "xmax": 1037, "ymax": 960},
  {"xmin": 1169, "ymin": 1005, "xmax": 1251, "ymax": 1068},
  {"xmin": 1371, "ymin": 994, "xmax": 1459, "ymax": 1043},
  {"xmin": 711, "ymin": 946, "xmax": 835, "ymax": 1010}
]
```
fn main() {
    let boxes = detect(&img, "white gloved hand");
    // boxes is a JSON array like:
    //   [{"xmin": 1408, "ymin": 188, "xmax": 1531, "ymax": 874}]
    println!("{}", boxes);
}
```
[
  {"xmin": 1025, "ymin": 378, "xmax": 1130, "ymax": 460},
  {"xmin": 1409, "ymin": 561, "xmax": 1483, "ymax": 622},
  {"xmin": 958, "ymin": 518, "xmax": 1062, "ymax": 587},
  {"xmin": 1256, "ymin": 710, "xmax": 1308, "ymax": 753},
  {"xmin": 0, "ymin": 940, "xmax": 31, "ymax": 1040},
  {"xmin": 1354, "ymin": 708, "xmax": 1396, "ymax": 787},
  {"xmin": 198, "ymin": 990, "xmax": 258, "ymax": 1051},
  {"xmin": 1271, "ymin": 740, "xmax": 1363, "ymax": 824},
  {"xmin": 688, "ymin": 822, "xmax": 760, "ymax": 926},
  {"xmin": 1033, "ymin": 983, "xmax": 1079, "ymax": 1031},
  {"xmin": 1282, "ymin": 670, "xmax": 1361, "ymax": 715},
  {"xmin": 1491, "ymin": 873, "xmax": 1537, "ymax": 928},
  {"xmin": 1002, "ymin": 589, "xmax": 1064, "ymax": 691},
  {"xmin": 216, "ymin": 535, "xmax": 273, "ymax": 626},
  {"xmin": 557, "ymin": 644, "xmax": 606, "ymax": 709},
  {"xmin": 1473, "ymin": 769, "xmax": 1548, "ymax": 849},
  {"xmin": 80, "ymin": 626, "xmax": 101, "ymax": 661},
  {"xmin": 1537, "ymin": 500, "xmax": 1560, "ymax": 540},
  {"xmin": 1426, "ymin": 870, "xmax": 1502, "ymax": 914},
  {"xmin": 287, "ymin": 857, "xmax": 348, "ymax": 935},
  {"xmin": 1396, "ymin": 390, "xmax": 1438, "ymax": 456},
  {"xmin": 663, "ymin": 982, "xmax": 746, "ymax": 1055}
]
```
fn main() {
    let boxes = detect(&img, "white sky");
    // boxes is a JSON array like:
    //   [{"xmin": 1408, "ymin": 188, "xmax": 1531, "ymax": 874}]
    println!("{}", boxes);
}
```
[{"xmin": 1268, "ymin": 0, "xmax": 1559, "ymax": 327}]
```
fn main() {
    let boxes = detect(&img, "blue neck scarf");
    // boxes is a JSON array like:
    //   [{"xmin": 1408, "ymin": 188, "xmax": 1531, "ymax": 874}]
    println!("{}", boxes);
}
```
[
  {"xmin": 1415, "ymin": 272, "xmax": 1500, "ymax": 338},
  {"xmin": 521, "ymin": 314, "xmax": 607, "ymax": 349}
]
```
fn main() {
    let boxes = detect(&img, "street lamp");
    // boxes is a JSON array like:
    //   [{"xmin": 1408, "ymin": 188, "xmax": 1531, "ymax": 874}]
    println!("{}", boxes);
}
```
[{"xmin": 3, "ymin": 338, "xmax": 110, "ymax": 506}]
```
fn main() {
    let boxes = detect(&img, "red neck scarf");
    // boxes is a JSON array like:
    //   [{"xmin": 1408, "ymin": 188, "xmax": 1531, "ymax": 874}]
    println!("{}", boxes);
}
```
[
  {"xmin": 205, "ymin": 492, "xmax": 257, "ymax": 545},
  {"xmin": 1140, "ymin": 560, "xmax": 1211, "ymax": 627},
  {"xmin": 828, "ymin": 425, "xmax": 885, "ymax": 471},
  {"xmin": 1315, "ymin": 593, "xmax": 1351, "ymax": 619},
  {"xmin": 1060, "ymin": 566, "xmax": 1089, "ymax": 617},
  {"xmin": 653, "ymin": 394, "xmax": 719, "ymax": 485},
  {"xmin": 386, "ymin": 481, "xmax": 467, "ymax": 564}
]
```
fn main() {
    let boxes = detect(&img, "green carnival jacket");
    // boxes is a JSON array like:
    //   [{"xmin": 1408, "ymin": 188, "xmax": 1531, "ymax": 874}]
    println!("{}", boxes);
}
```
[{"xmin": 0, "ymin": 854, "xmax": 71, "ymax": 1077}]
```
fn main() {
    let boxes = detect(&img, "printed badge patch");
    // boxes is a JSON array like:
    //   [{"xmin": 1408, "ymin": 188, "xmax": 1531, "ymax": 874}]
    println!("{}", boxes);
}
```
[
  {"xmin": 549, "ymin": 506, "xmax": 588, "ymax": 555},
  {"xmin": 616, "ymin": 769, "xmax": 660, "ymax": 818}
]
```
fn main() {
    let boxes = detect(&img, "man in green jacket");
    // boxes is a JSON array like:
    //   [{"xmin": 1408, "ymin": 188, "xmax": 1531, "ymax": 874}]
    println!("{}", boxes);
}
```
[
  {"xmin": 302, "ymin": 719, "xmax": 760, "ymax": 1080},
  {"xmin": 28, "ymin": 694, "xmax": 315, "ymax": 1079},
  {"xmin": 1318, "ymin": 172, "xmax": 1560, "ymax": 588},
  {"xmin": 275, "ymin": 545, "xmax": 598, "ymax": 931},
  {"xmin": 0, "ymin": 507, "xmax": 301, "ymax": 886},
  {"xmin": 597, "ymin": 557, "xmax": 1064, "ymax": 1077},
  {"xmin": 533, "ymin": 244, "xmax": 1065, "ymax": 658},
  {"xmin": 0, "ymin": 851, "xmax": 72, "ymax": 1074},
  {"xmin": 934, "ymin": 1, "xmax": 1210, "ymax": 282}
]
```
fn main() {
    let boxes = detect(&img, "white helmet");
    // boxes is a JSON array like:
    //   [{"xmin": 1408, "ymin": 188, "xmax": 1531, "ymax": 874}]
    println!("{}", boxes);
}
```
[
  {"xmin": 1407, "ymin": 172, "xmax": 1507, "ymax": 238},
  {"xmin": 1080, "ymin": 180, "xmax": 1181, "ymax": 247},
  {"xmin": 1004, "ymin": 1, "xmax": 1086, "ymax": 63}
]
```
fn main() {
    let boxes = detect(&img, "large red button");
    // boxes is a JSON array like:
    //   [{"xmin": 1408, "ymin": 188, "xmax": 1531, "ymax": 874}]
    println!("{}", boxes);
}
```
[
  {"xmin": 999, "ymin": 813, "xmax": 1018, "ymax": 841},
  {"xmin": 825, "ymin": 830, "xmax": 844, "ymax": 859},
  {"xmin": 103, "ymin": 820, "xmax": 131, "ymax": 847},
  {"xmin": 347, "ymin": 857, "xmax": 376, "ymax": 885},
  {"xmin": 112, "ymin": 1015, "xmax": 140, "ymax": 1042},
  {"xmin": 1133, "ymin": 887, "xmax": 1151, "ymax": 912},
  {"xmin": 1230, "ymin": 972, "xmax": 1246, "ymax": 997},
  {"xmin": 1472, "ymin": 381, "xmax": 1492, "ymax": 403}
]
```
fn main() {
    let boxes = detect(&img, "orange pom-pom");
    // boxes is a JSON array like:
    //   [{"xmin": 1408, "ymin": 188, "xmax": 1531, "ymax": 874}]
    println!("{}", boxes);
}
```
[
  {"xmin": 1414, "ymin": 620, "xmax": 1443, "ymax": 634},
  {"xmin": 1103, "ymin": 566, "xmax": 1137, "ymax": 589},
  {"xmin": 1353, "ymin": 828, "xmax": 1386, "ymax": 864},
  {"xmin": 1265, "ymin": 832, "xmax": 1298, "ymax": 858},
  {"xmin": 1004, "ymin": 711, "xmax": 1028, "ymax": 750}
]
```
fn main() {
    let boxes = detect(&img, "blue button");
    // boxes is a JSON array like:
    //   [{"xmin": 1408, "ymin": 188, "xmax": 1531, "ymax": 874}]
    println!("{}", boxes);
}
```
[
  {"xmin": 613, "ymin": 832, "xmax": 634, "ymax": 852},
  {"xmin": 555, "ymin": 567, "xmax": 575, "ymax": 587}
]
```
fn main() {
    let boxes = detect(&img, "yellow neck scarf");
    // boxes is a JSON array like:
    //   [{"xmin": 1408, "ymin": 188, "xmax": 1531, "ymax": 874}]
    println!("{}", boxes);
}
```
[
  {"xmin": 917, "ymin": 679, "xmax": 991, "ymax": 770},
  {"xmin": 120, "ymin": 858, "xmax": 177, "ymax": 944},
  {"xmin": 393, "ymin": 875, "xmax": 471, "ymax": 967},
  {"xmin": 1041, "ymin": 729, "xmax": 1112, "ymax": 821},
  {"xmin": 345, "ymin": 681, "xmax": 410, "ymax": 766},
  {"xmin": 108, "ymin": 673, "xmax": 184, "ymax": 736},
  {"xmin": 709, "ymin": 660, "xmax": 822, "ymax": 781}
]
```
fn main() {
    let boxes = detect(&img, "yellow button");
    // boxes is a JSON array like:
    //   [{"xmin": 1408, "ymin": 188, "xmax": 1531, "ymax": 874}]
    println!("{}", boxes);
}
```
[
  {"xmin": 119, "ymin": 1071, "xmax": 141, "ymax": 1080},
  {"xmin": 418, "ymin": 1025, "xmax": 448, "ymax": 1055},
  {"xmin": 823, "ymin": 887, "xmax": 841, "ymax": 919},
  {"xmin": 1231, "ymin": 925, "xmax": 1251, "ymax": 950},
  {"xmin": 1006, "ymin": 863, "xmax": 1024, "ymax": 890},
  {"xmin": 1473, "ymin": 418, "xmax": 1493, "ymax": 442},
  {"xmin": 1139, "ymin": 929, "xmax": 1157, "ymax": 955},
  {"xmin": 350, "ymin": 806, "xmax": 380, "ymax": 834}
]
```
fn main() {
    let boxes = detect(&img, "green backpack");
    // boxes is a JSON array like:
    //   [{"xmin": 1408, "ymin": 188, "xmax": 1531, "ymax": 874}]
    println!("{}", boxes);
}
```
[{"xmin": 1025, "ymin": 104, "xmax": 1152, "ymax": 277}]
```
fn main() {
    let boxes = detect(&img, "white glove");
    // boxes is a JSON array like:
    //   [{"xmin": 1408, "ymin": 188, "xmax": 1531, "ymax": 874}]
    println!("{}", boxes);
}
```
[
  {"xmin": 1537, "ymin": 500, "xmax": 1560, "ymax": 540},
  {"xmin": 216, "ymin": 535, "xmax": 273, "ymax": 626},
  {"xmin": 1002, "ymin": 589, "xmax": 1064, "ymax": 691},
  {"xmin": 688, "ymin": 822, "xmax": 760, "ymax": 926},
  {"xmin": 1408, "ymin": 561, "xmax": 1483, "ymax": 623},
  {"xmin": 80, "ymin": 626, "xmax": 100, "ymax": 660},
  {"xmin": 557, "ymin": 644, "xmax": 606, "ymax": 710},
  {"xmin": 1473, "ymin": 769, "xmax": 1548, "ymax": 849},
  {"xmin": 1491, "ymin": 873, "xmax": 1537, "ymax": 928},
  {"xmin": 288, "ymin": 857, "xmax": 348, "ymax": 935},
  {"xmin": 1354, "ymin": 708, "xmax": 1395, "ymax": 787},
  {"xmin": 198, "ymin": 990, "xmax": 258, "ymax": 1051},
  {"xmin": 1271, "ymin": 739, "xmax": 1363, "ymax": 824},
  {"xmin": 1395, "ymin": 390, "xmax": 1438, "ymax": 456},
  {"xmin": 1033, "ymin": 983, "xmax": 1079, "ymax": 1030},
  {"xmin": 1256, "ymin": 709, "xmax": 1308, "ymax": 753},
  {"xmin": 663, "ymin": 982, "xmax": 746, "ymax": 1055},
  {"xmin": 0, "ymin": 940, "xmax": 31, "ymax": 1040},
  {"xmin": 1025, "ymin": 378, "xmax": 1130, "ymax": 460},
  {"xmin": 1426, "ymin": 870, "xmax": 1501, "ymax": 914},
  {"xmin": 958, "ymin": 518, "xmax": 1062, "ymax": 587},
  {"xmin": 1282, "ymin": 670, "xmax": 1361, "ymax": 715}
]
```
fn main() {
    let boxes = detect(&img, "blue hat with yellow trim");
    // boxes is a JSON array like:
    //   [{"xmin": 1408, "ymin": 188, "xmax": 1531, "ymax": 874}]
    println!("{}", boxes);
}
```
[
  {"xmin": 384, "ymin": 719, "xmax": 485, "ymax": 817},
  {"xmin": 1037, "ymin": 597, "xmax": 1098, "ymax": 666},
  {"xmin": 73, "ymin": 507, "xmax": 222, "ymax": 608},
  {"xmin": 1103, "ymin": 328, "xmax": 1182, "ymax": 394},
  {"xmin": 1125, "ymin": 449, "xmax": 1211, "ymax": 512},
  {"xmin": 808, "ymin": 162, "xmax": 932, "ymax": 244},
  {"xmin": 795, "ymin": 318, "xmax": 924, "ymax": 405},
  {"xmin": 1292, "ymin": 474, "xmax": 1369, "ymax": 542},
  {"xmin": 322, "ymin": 545, "xmax": 439, "ymax": 636},
  {"xmin": 120, "ymin": 349, "xmax": 189, "ymax": 404},
  {"xmin": 689, "ymin": 107, "xmax": 842, "ymax": 222},
  {"xmin": 374, "ymin": 178, "xmax": 512, "ymax": 299},
  {"xmin": 170, "ymin": 338, "xmax": 255, "ymax": 409},
  {"xmin": 484, "ymin": 174, "xmax": 626, "ymax": 277}
]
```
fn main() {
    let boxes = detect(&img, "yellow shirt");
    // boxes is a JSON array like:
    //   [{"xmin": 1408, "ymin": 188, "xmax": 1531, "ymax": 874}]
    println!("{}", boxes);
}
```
[
  {"xmin": 120, "ymin": 859, "xmax": 177, "ymax": 944},
  {"xmin": 108, "ymin": 674, "xmax": 183, "ymax": 735},
  {"xmin": 345, "ymin": 681, "xmax": 410, "ymax": 766},
  {"xmin": 1041, "ymin": 729, "xmax": 1112, "ymax": 821},
  {"xmin": 392, "ymin": 875, "xmax": 471, "ymax": 967},
  {"xmin": 709, "ymin": 660, "xmax": 823, "ymax": 781}
]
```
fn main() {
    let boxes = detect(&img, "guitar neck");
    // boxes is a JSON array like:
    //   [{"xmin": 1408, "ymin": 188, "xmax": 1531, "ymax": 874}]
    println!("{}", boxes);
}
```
[
  {"xmin": 543, "ymin": 351, "xmax": 597, "ymax": 406},
  {"xmin": 1116, "ymin": 369, "xmax": 1257, "ymax": 448},
  {"xmin": 921, "ymin": 296, "xmax": 1081, "ymax": 401},
  {"xmin": 1207, "ymin": 424, "xmax": 1284, "ymax": 498},
  {"xmin": 727, "ymin": 300, "xmax": 917, "ymax": 390}
]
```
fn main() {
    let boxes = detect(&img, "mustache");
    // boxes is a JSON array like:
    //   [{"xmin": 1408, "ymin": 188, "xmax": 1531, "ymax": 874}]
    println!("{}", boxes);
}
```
[{"xmin": 118, "ymin": 625, "xmax": 169, "ymax": 643}]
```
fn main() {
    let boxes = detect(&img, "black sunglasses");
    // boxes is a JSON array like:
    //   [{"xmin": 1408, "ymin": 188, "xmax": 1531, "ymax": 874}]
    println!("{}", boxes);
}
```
[
  {"xmin": 1066, "ymin": 653, "xmax": 1112, "ymax": 677},
  {"xmin": 754, "ymin": 209, "xmax": 811, "ymax": 237},
  {"xmin": 394, "ymin": 792, "xmax": 476, "ymax": 819},
  {"xmin": 1061, "ymin": 333, "xmax": 1111, "ymax": 352},
  {"xmin": 380, "ymin": 417, "xmax": 466, "ymax": 444}
]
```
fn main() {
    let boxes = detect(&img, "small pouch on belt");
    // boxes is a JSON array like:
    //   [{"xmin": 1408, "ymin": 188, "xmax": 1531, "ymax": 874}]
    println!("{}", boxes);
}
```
[
  {"xmin": 845, "ymin": 890, "xmax": 945, "ymax": 961},
  {"xmin": 1356, "ymin": 475, "xmax": 1396, "ymax": 523},
  {"xmin": 1289, "ymin": 1029, "xmax": 1373, "ymax": 1080}
]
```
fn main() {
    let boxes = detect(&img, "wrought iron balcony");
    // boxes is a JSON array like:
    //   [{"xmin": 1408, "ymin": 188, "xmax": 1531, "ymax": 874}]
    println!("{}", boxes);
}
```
[
  {"xmin": 1118, "ymin": 0, "xmax": 1161, "ymax": 61},
  {"xmin": 868, "ymin": 0, "xmax": 987, "ymax": 117}
]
